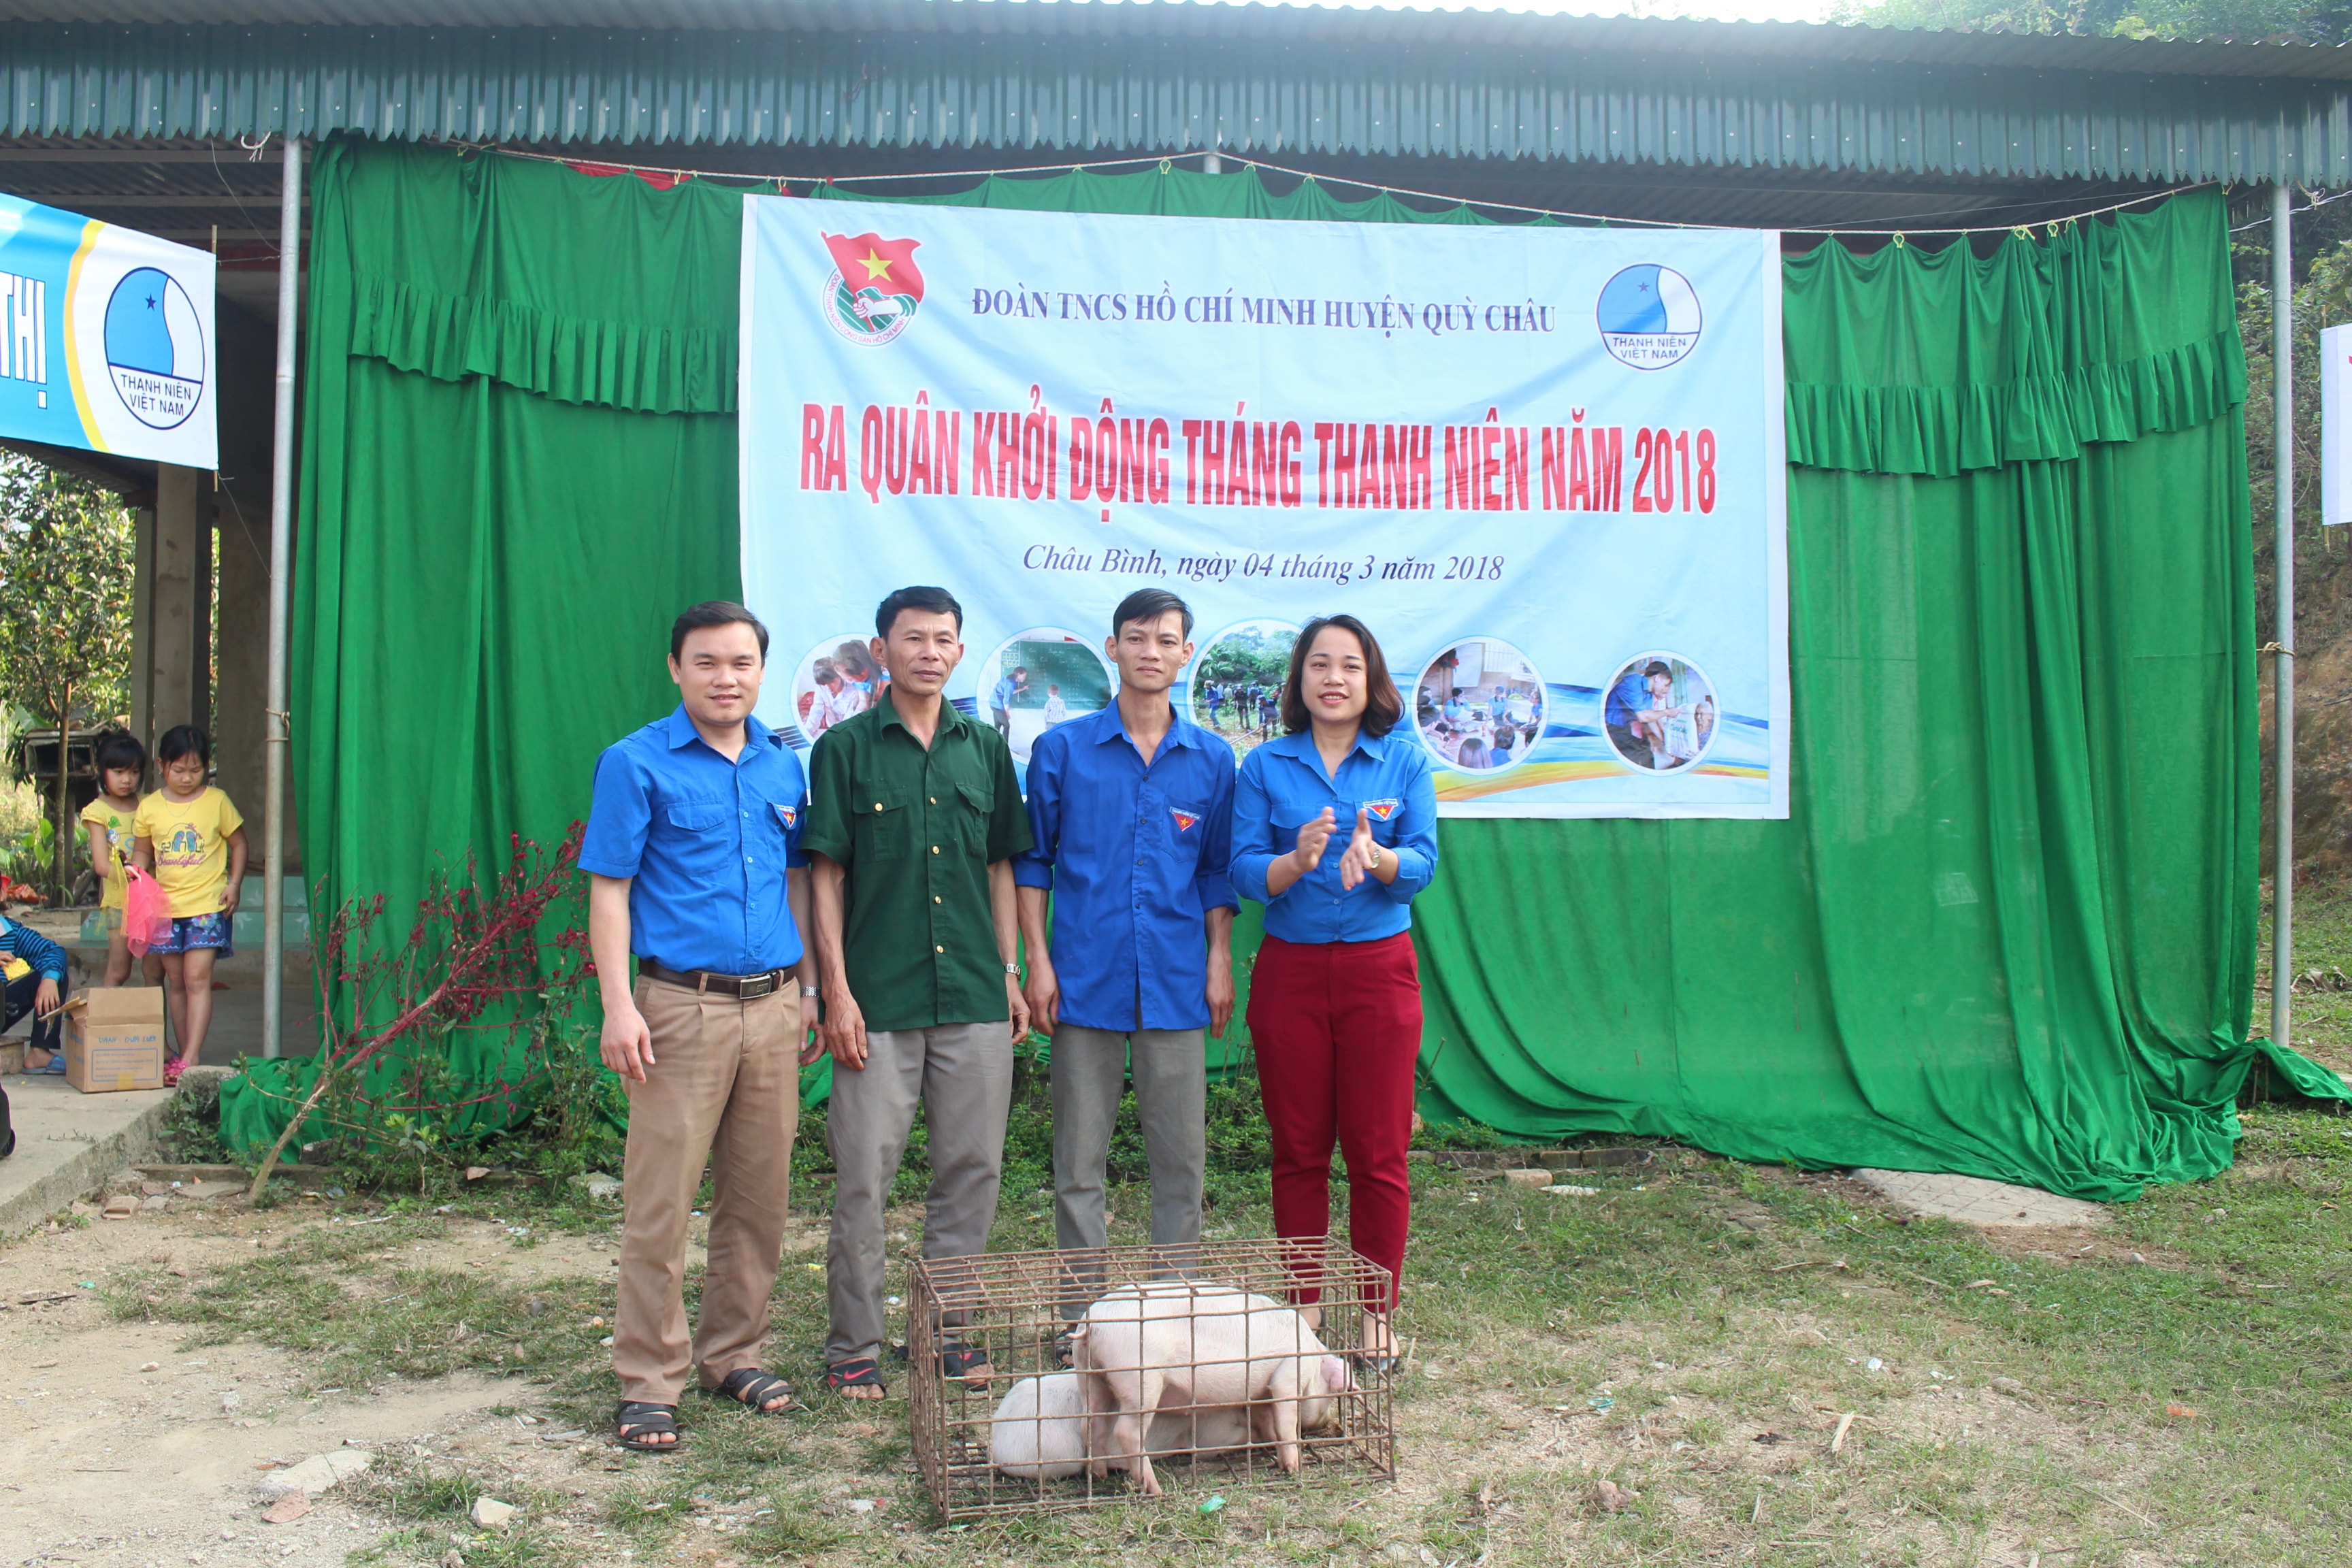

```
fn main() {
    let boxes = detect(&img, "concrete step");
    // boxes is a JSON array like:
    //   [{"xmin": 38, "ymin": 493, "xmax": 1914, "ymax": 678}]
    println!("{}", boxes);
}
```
[{"xmin": 0, "ymin": 1066, "xmax": 234, "ymax": 1237}]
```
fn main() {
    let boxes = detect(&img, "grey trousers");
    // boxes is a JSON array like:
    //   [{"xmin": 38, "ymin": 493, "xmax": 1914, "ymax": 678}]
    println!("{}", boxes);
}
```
[
  {"xmin": 1052, "ymin": 1024, "xmax": 1206, "ymax": 1316},
  {"xmin": 824, "ymin": 1020, "xmax": 1013, "ymax": 1365}
]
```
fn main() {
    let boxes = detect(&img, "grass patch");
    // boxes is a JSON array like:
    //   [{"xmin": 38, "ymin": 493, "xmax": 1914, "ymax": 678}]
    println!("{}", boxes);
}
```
[
  {"xmin": 102, "ymin": 1213, "xmax": 616, "ymax": 1393},
  {"xmin": 97, "ymin": 906, "xmax": 2352, "ymax": 1567},
  {"xmin": 120, "ymin": 1130, "xmax": 2352, "ymax": 1565}
]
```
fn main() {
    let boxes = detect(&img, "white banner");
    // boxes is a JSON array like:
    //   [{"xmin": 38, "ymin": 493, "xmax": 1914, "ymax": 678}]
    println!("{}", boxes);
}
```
[
  {"xmin": 2323, "ymin": 323, "xmax": 2352, "ymax": 527},
  {"xmin": 740, "ymin": 197, "xmax": 1786, "ymax": 817}
]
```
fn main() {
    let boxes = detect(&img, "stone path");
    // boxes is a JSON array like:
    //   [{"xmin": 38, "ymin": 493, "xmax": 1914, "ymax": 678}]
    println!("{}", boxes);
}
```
[{"xmin": 1852, "ymin": 1168, "xmax": 2106, "ymax": 1227}]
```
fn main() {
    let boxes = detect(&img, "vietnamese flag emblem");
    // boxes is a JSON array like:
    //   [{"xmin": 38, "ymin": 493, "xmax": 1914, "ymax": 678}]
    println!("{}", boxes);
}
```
[
  {"xmin": 1169, "ymin": 808, "xmax": 1200, "ymax": 833},
  {"xmin": 1361, "ymin": 798, "xmax": 1401, "ymax": 821},
  {"xmin": 823, "ymin": 232, "xmax": 925, "ymax": 304}
]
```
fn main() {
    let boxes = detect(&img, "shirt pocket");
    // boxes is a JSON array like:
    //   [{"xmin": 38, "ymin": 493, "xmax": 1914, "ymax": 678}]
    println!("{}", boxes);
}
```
[
  {"xmin": 1269, "ymin": 808, "xmax": 1327, "ymax": 870},
  {"xmin": 664, "ymin": 800, "xmax": 729, "ymax": 834},
  {"xmin": 951, "ymin": 779, "xmax": 995, "ymax": 856},
  {"xmin": 1356, "ymin": 800, "xmax": 1405, "ymax": 847},
  {"xmin": 1158, "ymin": 802, "xmax": 1209, "ymax": 870},
  {"xmin": 852, "ymin": 789, "xmax": 914, "ymax": 862}
]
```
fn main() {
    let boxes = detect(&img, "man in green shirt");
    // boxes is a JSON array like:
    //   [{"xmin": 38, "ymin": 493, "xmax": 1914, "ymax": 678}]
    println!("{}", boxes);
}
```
[{"xmin": 804, "ymin": 585, "xmax": 1034, "ymax": 1399}]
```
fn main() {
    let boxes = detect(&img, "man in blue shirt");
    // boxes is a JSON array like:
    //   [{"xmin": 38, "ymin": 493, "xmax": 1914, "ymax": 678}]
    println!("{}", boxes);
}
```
[
  {"xmin": 1604, "ymin": 659, "xmax": 1673, "ymax": 769},
  {"xmin": 581, "ymin": 601, "xmax": 819, "ymax": 1453},
  {"xmin": 1017, "ymin": 589, "xmax": 1237, "ymax": 1313},
  {"xmin": 989, "ymin": 666, "xmax": 1028, "ymax": 739}
]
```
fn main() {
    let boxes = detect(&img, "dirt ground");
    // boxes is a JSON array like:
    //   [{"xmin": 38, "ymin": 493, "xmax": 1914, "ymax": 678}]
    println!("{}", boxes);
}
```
[{"xmin": 0, "ymin": 1162, "xmax": 2225, "ymax": 1568}]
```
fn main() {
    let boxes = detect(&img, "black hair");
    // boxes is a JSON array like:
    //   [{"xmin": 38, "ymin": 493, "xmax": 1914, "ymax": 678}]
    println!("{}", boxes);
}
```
[
  {"xmin": 670, "ymin": 601, "xmax": 770, "ymax": 661},
  {"xmin": 1643, "ymin": 659, "xmax": 1672, "ymax": 679},
  {"xmin": 875, "ymin": 585, "xmax": 963, "ymax": 639},
  {"xmin": 93, "ymin": 730, "xmax": 146, "ymax": 778},
  {"xmin": 1280, "ymin": 615, "xmax": 1404, "ymax": 738},
  {"xmin": 157, "ymin": 724, "xmax": 210, "ymax": 768},
  {"xmin": 1112, "ymin": 587, "xmax": 1195, "ymax": 639}
]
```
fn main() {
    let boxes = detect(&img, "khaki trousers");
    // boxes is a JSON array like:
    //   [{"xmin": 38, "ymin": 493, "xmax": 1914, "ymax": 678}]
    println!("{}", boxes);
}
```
[{"xmin": 612, "ymin": 975, "xmax": 799, "ymax": 1405}]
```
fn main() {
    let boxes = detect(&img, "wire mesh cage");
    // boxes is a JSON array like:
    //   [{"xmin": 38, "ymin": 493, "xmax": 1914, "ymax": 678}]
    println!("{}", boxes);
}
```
[{"xmin": 907, "ymin": 1238, "xmax": 1399, "ymax": 1519}]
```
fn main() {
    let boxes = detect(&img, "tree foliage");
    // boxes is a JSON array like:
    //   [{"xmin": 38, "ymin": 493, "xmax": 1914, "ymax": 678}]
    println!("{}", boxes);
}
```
[
  {"xmin": 0, "ymin": 459, "xmax": 135, "ymax": 897},
  {"xmin": 1829, "ymin": 0, "xmax": 2352, "ymax": 42}
]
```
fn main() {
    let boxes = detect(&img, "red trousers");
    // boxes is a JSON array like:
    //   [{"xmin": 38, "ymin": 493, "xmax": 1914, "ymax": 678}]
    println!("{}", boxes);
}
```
[{"xmin": 1247, "ymin": 932, "xmax": 1422, "ymax": 1315}]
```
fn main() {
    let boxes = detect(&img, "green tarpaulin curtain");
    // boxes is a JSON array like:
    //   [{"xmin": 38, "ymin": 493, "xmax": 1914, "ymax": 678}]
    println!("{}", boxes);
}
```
[{"xmin": 226, "ymin": 137, "xmax": 2338, "ymax": 1196}]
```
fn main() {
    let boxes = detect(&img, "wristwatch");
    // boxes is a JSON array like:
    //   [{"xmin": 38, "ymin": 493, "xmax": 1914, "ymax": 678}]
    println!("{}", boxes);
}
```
[
  {"xmin": 1002, "ymin": 962, "xmax": 1022, "ymax": 976},
  {"xmin": 801, "ymin": 985, "xmax": 821, "ymax": 998},
  {"xmin": 1367, "ymin": 843, "xmax": 1384, "ymax": 871}
]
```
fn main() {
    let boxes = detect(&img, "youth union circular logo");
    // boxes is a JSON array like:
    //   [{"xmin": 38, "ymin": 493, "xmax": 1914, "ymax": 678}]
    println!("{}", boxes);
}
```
[
  {"xmin": 819, "ymin": 231, "xmax": 926, "ymax": 346},
  {"xmin": 103, "ymin": 266, "xmax": 205, "ymax": 429},
  {"xmin": 1596, "ymin": 263, "xmax": 1702, "ymax": 371}
]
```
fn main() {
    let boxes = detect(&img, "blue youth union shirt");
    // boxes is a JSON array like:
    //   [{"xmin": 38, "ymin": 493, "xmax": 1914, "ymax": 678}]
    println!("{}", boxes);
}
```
[
  {"xmin": 1604, "ymin": 672, "xmax": 1652, "ymax": 729},
  {"xmin": 579, "ymin": 705, "xmax": 810, "ymax": 975},
  {"xmin": 1015, "ymin": 706, "xmax": 1239, "ymax": 1032},
  {"xmin": 1230, "ymin": 728, "xmax": 1438, "ymax": 945}
]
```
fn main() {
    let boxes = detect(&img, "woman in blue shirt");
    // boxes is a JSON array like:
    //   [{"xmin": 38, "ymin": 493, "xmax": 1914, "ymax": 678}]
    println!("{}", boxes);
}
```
[{"xmin": 1231, "ymin": 614, "xmax": 1438, "ymax": 1369}]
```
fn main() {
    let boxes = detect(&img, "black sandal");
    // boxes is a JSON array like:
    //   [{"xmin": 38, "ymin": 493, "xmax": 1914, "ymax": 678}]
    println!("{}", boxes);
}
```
[
  {"xmin": 708, "ymin": 1367, "xmax": 796, "ymax": 1413},
  {"xmin": 939, "ymin": 1339, "xmax": 994, "ymax": 1386},
  {"xmin": 825, "ymin": 1357, "xmax": 887, "ymax": 1398},
  {"xmin": 615, "ymin": 1401, "xmax": 680, "ymax": 1452}
]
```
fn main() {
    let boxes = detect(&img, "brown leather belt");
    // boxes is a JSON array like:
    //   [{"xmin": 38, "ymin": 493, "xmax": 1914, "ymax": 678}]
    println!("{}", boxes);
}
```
[{"xmin": 640, "ymin": 960, "xmax": 790, "ymax": 1000}]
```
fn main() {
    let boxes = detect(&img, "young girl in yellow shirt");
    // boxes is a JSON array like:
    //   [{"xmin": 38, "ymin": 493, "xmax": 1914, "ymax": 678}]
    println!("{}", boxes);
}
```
[
  {"xmin": 132, "ymin": 725, "xmax": 248, "ymax": 1083},
  {"xmin": 80, "ymin": 730, "xmax": 160, "ymax": 990}
]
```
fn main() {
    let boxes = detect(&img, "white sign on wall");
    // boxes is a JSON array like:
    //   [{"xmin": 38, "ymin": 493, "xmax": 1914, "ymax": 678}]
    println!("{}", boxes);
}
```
[
  {"xmin": 0, "ymin": 193, "xmax": 217, "ymax": 468},
  {"xmin": 2322, "ymin": 323, "xmax": 2352, "ymax": 527}
]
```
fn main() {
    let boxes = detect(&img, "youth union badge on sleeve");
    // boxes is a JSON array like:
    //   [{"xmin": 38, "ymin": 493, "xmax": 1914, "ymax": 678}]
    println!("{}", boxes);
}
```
[{"xmin": 1596, "ymin": 263, "xmax": 1701, "ymax": 370}]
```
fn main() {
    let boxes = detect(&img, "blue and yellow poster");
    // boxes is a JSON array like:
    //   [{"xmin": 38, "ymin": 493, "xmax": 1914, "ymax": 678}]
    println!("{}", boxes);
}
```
[
  {"xmin": 740, "ymin": 199, "xmax": 1785, "ymax": 819},
  {"xmin": 0, "ymin": 193, "xmax": 216, "ymax": 468}
]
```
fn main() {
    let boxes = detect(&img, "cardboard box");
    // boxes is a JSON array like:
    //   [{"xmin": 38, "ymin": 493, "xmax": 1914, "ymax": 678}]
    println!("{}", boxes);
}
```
[{"xmin": 65, "ymin": 987, "xmax": 167, "ymax": 1092}]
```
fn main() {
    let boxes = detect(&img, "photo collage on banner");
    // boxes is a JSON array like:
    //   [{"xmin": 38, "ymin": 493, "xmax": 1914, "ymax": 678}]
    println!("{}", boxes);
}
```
[{"xmin": 740, "ymin": 200, "xmax": 1786, "ymax": 817}]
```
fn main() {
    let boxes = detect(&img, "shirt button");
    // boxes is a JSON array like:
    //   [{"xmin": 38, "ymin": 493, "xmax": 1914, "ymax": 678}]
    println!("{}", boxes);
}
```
[
  {"xmin": 873, "ymin": 802, "xmax": 883, "ymax": 812},
  {"xmin": 933, "ymin": 896, "xmax": 941, "ymax": 904},
  {"xmin": 932, "ymin": 845, "xmax": 940, "ymax": 854},
  {"xmin": 930, "ymin": 796, "xmax": 937, "ymax": 804},
  {"xmin": 935, "ymin": 945, "xmax": 945, "ymax": 953}
]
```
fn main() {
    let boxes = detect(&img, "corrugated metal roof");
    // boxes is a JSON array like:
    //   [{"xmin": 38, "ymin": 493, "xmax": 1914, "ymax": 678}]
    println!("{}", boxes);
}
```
[
  {"xmin": 3, "ymin": 2, "xmax": 2350, "ymax": 81},
  {"xmin": 3, "ymin": 12, "xmax": 2347, "ymax": 182}
]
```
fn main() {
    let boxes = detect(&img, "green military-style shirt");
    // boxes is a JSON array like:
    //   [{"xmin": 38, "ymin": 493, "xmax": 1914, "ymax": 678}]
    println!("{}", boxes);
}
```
[{"xmin": 802, "ymin": 693, "xmax": 1034, "ymax": 1032}]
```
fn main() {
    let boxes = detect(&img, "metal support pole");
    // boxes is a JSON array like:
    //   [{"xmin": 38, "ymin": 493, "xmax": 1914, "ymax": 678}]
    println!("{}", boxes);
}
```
[
  {"xmin": 262, "ymin": 137, "xmax": 302, "ymax": 1061},
  {"xmin": 2274, "ymin": 181, "xmax": 2297, "ymax": 1051}
]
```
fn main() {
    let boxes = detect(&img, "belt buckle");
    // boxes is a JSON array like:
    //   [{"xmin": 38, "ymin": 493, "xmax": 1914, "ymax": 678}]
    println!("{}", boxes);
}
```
[{"xmin": 737, "ymin": 971, "xmax": 779, "ymax": 1000}]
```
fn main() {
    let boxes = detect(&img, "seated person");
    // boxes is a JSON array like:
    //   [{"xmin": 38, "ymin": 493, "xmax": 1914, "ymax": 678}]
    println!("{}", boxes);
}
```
[{"xmin": 1, "ymin": 910, "xmax": 68, "ymax": 1074}]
